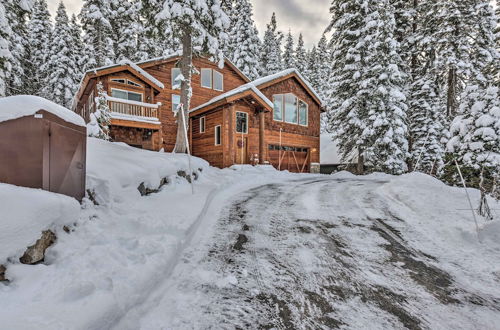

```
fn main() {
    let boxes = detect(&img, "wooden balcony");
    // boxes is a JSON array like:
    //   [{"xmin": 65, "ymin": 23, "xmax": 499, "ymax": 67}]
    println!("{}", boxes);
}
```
[{"xmin": 107, "ymin": 97, "xmax": 160, "ymax": 119}]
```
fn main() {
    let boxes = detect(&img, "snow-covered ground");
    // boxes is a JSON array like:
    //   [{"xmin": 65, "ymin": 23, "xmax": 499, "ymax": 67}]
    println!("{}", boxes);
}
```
[{"xmin": 1, "ymin": 139, "xmax": 499, "ymax": 329}]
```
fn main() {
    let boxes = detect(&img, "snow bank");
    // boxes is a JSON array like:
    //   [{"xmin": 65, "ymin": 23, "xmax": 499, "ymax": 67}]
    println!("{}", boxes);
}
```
[
  {"xmin": 0, "ymin": 184, "xmax": 80, "ymax": 264},
  {"xmin": 0, "ymin": 95, "xmax": 85, "ymax": 127},
  {"xmin": 86, "ymin": 138, "xmax": 209, "ymax": 204}
]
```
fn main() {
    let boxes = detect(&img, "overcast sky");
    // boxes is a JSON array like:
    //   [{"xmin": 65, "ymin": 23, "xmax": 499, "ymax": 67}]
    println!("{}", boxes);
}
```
[{"xmin": 46, "ymin": 0, "xmax": 331, "ymax": 49}]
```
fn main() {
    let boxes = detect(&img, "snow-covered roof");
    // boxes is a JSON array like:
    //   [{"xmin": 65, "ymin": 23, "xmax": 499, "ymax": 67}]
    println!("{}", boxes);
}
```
[
  {"xmin": 252, "ymin": 69, "xmax": 324, "ymax": 106},
  {"xmin": 0, "ymin": 95, "xmax": 86, "ymax": 127},
  {"xmin": 119, "ymin": 60, "xmax": 165, "ymax": 90},
  {"xmin": 190, "ymin": 82, "xmax": 273, "ymax": 113}
]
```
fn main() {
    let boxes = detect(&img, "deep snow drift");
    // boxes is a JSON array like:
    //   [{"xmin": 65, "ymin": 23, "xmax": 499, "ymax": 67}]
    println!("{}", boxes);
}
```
[{"xmin": 0, "ymin": 139, "xmax": 499, "ymax": 329}]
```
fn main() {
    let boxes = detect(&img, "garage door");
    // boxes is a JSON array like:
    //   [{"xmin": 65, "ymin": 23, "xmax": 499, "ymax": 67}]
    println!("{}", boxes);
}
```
[{"xmin": 268, "ymin": 145, "xmax": 310, "ymax": 173}]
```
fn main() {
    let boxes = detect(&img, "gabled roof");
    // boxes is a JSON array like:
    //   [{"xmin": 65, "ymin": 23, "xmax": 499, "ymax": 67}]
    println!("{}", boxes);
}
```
[
  {"xmin": 252, "ymin": 69, "xmax": 324, "ymax": 107},
  {"xmin": 190, "ymin": 82, "xmax": 273, "ymax": 115}
]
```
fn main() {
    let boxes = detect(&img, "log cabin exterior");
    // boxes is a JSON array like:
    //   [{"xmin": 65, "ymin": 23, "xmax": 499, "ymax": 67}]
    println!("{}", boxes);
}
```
[{"xmin": 73, "ymin": 56, "xmax": 324, "ymax": 173}]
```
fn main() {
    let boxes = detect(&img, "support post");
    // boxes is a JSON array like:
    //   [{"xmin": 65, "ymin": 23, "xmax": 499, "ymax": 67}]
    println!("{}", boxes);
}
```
[{"xmin": 259, "ymin": 109, "xmax": 265, "ymax": 164}]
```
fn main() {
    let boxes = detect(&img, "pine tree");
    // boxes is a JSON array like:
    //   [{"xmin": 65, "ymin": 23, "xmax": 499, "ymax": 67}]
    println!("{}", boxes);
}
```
[
  {"xmin": 326, "ymin": 0, "xmax": 409, "ymax": 174},
  {"xmin": 157, "ymin": 0, "xmax": 229, "ymax": 153},
  {"xmin": 139, "ymin": 0, "xmax": 177, "ymax": 59},
  {"xmin": 282, "ymin": 30, "xmax": 295, "ymax": 69},
  {"xmin": 44, "ymin": 2, "xmax": 80, "ymax": 108},
  {"xmin": 295, "ymin": 33, "xmax": 307, "ymax": 74},
  {"xmin": 305, "ymin": 46, "xmax": 318, "ymax": 89},
  {"xmin": 111, "ymin": 0, "xmax": 143, "ymax": 61},
  {"xmin": 88, "ymin": 81, "xmax": 111, "ymax": 140},
  {"xmin": 79, "ymin": 0, "xmax": 115, "ymax": 68},
  {"xmin": 314, "ymin": 34, "xmax": 330, "ymax": 99},
  {"xmin": 25, "ymin": 0, "xmax": 52, "ymax": 96},
  {"xmin": 225, "ymin": 0, "xmax": 260, "ymax": 80},
  {"xmin": 4, "ymin": 0, "xmax": 32, "ymax": 95},
  {"xmin": 0, "ymin": 2, "xmax": 13, "ymax": 97},
  {"xmin": 70, "ymin": 14, "xmax": 85, "ymax": 83},
  {"xmin": 260, "ymin": 13, "xmax": 283, "ymax": 76}
]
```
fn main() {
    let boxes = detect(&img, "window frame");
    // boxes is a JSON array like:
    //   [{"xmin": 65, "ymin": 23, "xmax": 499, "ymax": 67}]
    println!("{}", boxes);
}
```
[
  {"xmin": 298, "ymin": 100, "xmax": 309, "ymax": 126},
  {"xmin": 235, "ymin": 111, "xmax": 249, "ymax": 134},
  {"xmin": 171, "ymin": 94, "xmax": 181, "ymax": 112},
  {"xmin": 215, "ymin": 125, "xmax": 222, "ymax": 146},
  {"xmin": 284, "ymin": 93, "xmax": 298, "ymax": 125},
  {"xmin": 272, "ymin": 93, "xmax": 309, "ymax": 127},
  {"xmin": 201, "ymin": 68, "xmax": 213, "ymax": 89},
  {"xmin": 111, "ymin": 88, "xmax": 143, "ymax": 102},
  {"xmin": 200, "ymin": 116, "xmax": 206, "ymax": 133},
  {"xmin": 213, "ymin": 70, "xmax": 224, "ymax": 91},
  {"xmin": 171, "ymin": 68, "xmax": 182, "ymax": 89}
]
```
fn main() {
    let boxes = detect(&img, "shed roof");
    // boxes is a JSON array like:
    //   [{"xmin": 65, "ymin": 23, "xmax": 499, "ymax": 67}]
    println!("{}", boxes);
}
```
[{"xmin": 0, "ymin": 95, "xmax": 85, "ymax": 127}]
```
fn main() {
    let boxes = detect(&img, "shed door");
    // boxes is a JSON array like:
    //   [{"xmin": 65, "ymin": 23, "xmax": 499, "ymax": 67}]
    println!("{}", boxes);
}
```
[{"xmin": 49, "ymin": 121, "xmax": 86, "ymax": 200}]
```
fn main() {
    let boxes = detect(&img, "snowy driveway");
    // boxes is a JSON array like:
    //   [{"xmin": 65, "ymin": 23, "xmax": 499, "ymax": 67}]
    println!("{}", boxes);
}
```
[{"xmin": 121, "ymin": 175, "xmax": 500, "ymax": 330}]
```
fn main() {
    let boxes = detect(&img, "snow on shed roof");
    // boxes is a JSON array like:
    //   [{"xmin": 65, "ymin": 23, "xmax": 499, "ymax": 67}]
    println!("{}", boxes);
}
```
[
  {"xmin": 0, "ymin": 95, "xmax": 86, "ymax": 127},
  {"xmin": 190, "ymin": 82, "xmax": 273, "ymax": 113},
  {"xmin": 252, "ymin": 69, "xmax": 324, "ymax": 106}
]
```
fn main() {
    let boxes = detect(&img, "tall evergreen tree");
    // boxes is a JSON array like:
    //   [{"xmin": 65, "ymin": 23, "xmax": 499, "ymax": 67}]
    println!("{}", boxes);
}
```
[
  {"xmin": 44, "ymin": 2, "xmax": 80, "ymax": 108},
  {"xmin": 139, "ymin": 0, "xmax": 177, "ymax": 59},
  {"xmin": 79, "ymin": 0, "xmax": 115, "ymax": 68},
  {"xmin": 4, "ymin": 0, "xmax": 32, "ymax": 95},
  {"xmin": 157, "ymin": 0, "xmax": 229, "ymax": 153},
  {"xmin": 326, "ymin": 0, "xmax": 409, "ymax": 174},
  {"xmin": 225, "ymin": 0, "xmax": 261, "ymax": 80},
  {"xmin": 260, "ymin": 13, "xmax": 283, "ymax": 76},
  {"xmin": 295, "ymin": 33, "xmax": 307, "ymax": 74},
  {"xmin": 111, "ymin": 0, "xmax": 143, "ymax": 61},
  {"xmin": 305, "ymin": 46, "xmax": 319, "ymax": 90},
  {"xmin": 314, "ymin": 34, "xmax": 330, "ymax": 99},
  {"xmin": 70, "ymin": 14, "xmax": 86, "ymax": 83},
  {"xmin": 282, "ymin": 30, "xmax": 295, "ymax": 69},
  {"xmin": 25, "ymin": 0, "xmax": 52, "ymax": 96},
  {"xmin": 0, "ymin": 2, "xmax": 13, "ymax": 97}
]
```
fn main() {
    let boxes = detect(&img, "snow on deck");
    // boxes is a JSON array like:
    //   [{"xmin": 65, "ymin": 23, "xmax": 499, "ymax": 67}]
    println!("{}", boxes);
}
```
[{"xmin": 0, "ymin": 95, "xmax": 85, "ymax": 126}]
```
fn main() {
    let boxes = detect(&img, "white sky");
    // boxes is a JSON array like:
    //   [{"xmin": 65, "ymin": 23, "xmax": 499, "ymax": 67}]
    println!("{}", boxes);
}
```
[{"xmin": 46, "ymin": 0, "xmax": 331, "ymax": 49}]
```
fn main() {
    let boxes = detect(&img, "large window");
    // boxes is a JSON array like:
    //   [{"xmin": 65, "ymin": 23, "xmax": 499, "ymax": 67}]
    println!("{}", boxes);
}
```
[
  {"xmin": 200, "ymin": 116, "xmax": 206, "ymax": 133},
  {"xmin": 236, "ymin": 111, "xmax": 248, "ymax": 134},
  {"xmin": 201, "ymin": 68, "xmax": 212, "ymax": 88},
  {"xmin": 111, "ymin": 89, "xmax": 142, "ymax": 102},
  {"xmin": 201, "ymin": 68, "xmax": 224, "ymax": 91},
  {"xmin": 172, "ymin": 94, "xmax": 181, "ymax": 112},
  {"xmin": 171, "ymin": 68, "xmax": 182, "ymax": 89},
  {"xmin": 273, "ymin": 95, "xmax": 283, "ymax": 121},
  {"xmin": 215, "ymin": 125, "xmax": 221, "ymax": 145},
  {"xmin": 273, "ymin": 93, "xmax": 308, "ymax": 126}
]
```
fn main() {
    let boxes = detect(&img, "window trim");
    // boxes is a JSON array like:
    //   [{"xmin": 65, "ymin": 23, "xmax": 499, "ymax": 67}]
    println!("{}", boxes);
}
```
[
  {"xmin": 213, "ymin": 70, "xmax": 224, "ymax": 91},
  {"xmin": 215, "ymin": 125, "xmax": 222, "ymax": 146},
  {"xmin": 201, "ymin": 68, "xmax": 213, "ymax": 89},
  {"xmin": 298, "ymin": 100, "xmax": 309, "ymax": 127},
  {"xmin": 235, "ymin": 111, "xmax": 248, "ymax": 134},
  {"xmin": 171, "ymin": 94, "xmax": 181, "ymax": 112},
  {"xmin": 111, "ymin": 88, "xmax": 143, "ymax": 102},
  {"xmin": 200, "ymin": 116, "xmax": 206, "ymax": 133},
  {"xmin": 171, "ymin": 67, "xmax": 182, "ymax": 89},
  {"xmin": 272, "ymin": 93, "xmax": 309, "ymax": 127}
]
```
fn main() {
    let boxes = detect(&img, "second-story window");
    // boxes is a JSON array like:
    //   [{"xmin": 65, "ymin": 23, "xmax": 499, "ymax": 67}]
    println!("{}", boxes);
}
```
[
  {"xmin": 201, "ymin": 69, "xmax": 212, "ymax": 89},
  {"xmin": 201, "ymin": 68, "xmax": 223, "ymax": 91},
  {"xmin": 172, "ymin": 68, "xmax": 182, "ymax": 89},
  {"xmin": 272, "ymin": 93, "xmax": 308, "ymax": 126},
  {"xmin": 172, "ymin": 94, "xmax": 181, "ymax": 112},
  {"xmin": 111, "ymin": 88, "xmax": 142, "ymax": 102}
]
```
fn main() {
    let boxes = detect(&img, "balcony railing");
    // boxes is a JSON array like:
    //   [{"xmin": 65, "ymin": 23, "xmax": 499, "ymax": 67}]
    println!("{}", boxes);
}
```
[{"xmin": 106, "ymin": 96, "xmax": 161, "ymax": 119}]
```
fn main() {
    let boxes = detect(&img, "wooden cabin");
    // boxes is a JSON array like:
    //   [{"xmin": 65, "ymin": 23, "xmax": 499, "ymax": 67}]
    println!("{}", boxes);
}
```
[{"xmin": 73, "ymin": 56, "xmax": 324, "ymax": 173}]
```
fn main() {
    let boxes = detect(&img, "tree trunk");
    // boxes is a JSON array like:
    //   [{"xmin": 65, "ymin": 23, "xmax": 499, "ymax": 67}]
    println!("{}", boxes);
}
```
[
  {"xmin": 357, "ymin": 147, "xmax": 364, "ymax": 175},
  {"xmin": 447, "ymin": 67, "xmax": 457, "ymax": 118},
  {"xmin": 173, "ymin": 28, "xmax": 193, "ymax": 153}
]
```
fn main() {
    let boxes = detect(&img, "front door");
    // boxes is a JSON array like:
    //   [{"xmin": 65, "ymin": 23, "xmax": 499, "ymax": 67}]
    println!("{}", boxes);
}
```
[{"xmin": 236, "ymin": 137, "xmax": 248, "ymax": 164}]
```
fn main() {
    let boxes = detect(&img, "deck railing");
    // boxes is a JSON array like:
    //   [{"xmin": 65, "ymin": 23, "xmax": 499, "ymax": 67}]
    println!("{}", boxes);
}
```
[{"xmin": 107, "ymin": 97, "xmax": 160, "ymax": 119}]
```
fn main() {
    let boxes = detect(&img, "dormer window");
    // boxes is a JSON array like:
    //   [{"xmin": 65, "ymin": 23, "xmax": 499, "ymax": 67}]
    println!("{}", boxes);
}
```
[
  {"xmin": 201, "ymin": 68, "xmax": 223, "ymax": 91},
  {"xmin": 273, "ymin": 93, "xmax": 308, "ymax": 126},
  {"xmin": 111, "ymin": 78, "xmax": 142, "ymax": 88}
]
